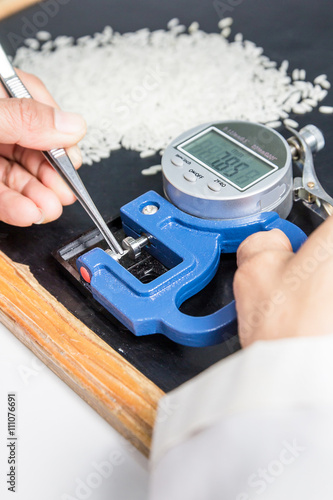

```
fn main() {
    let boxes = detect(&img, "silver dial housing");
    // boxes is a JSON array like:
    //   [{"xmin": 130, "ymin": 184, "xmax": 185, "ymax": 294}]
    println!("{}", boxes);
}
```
[{"xmin": 162, "ymin": 121, "xmax": 293, "ymax": 220}]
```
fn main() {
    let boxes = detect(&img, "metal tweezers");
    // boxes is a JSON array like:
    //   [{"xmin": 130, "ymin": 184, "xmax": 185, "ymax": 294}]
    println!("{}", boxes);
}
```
[{"xmin": 0, "ymin": 43, "xmax": 124, "ymax": 258}]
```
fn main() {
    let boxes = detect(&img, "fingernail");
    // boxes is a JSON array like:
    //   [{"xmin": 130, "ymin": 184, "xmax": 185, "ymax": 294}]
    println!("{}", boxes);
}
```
[
  {"xmin": 67, "ymin": 145, "xmax": 82, "ymax": 167},
  {"xmin": 54, "ymin": 109, "xmax": 86, "ymax": 134},
  {"xmin": 34, "ymin": 210, "xmax": 45, "ymax": 225}
]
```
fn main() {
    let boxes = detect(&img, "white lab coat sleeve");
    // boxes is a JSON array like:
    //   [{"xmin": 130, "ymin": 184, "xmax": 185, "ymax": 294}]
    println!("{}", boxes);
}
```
[{"xmin": 149, "ymin": 333, "xmax": 333, "ymax": 500}]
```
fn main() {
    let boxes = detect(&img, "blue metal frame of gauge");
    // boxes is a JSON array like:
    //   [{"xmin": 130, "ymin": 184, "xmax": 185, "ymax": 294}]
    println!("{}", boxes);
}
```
[{"xmin": 177, "ymin": 126, "xmax": 279, "ymax": 192}]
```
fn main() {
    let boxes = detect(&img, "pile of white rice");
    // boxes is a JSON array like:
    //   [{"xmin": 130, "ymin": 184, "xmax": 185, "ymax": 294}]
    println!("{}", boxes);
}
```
[{"xmin": 14, "ymin": 18, "xmax": 332, "ymax": 165}]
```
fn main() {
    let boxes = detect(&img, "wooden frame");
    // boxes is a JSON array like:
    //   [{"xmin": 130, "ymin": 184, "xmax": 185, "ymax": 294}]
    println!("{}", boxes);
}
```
[
  {"xmin": 0, "ymin": 251, "xmax": 164, "ymax": 456},
  {"xmin": 0, "ymin": 0, "xmax": 164, "ymax": 457},
  {"xmin": 0, "ymin": 0, "xmax": 42, "ymax": 20}
]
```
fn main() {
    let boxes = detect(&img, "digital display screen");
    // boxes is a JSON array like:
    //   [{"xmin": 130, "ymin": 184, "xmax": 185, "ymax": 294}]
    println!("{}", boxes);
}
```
[{"xmin": 178, "ymin": 128, "xmax": 277, "ymax": 190}]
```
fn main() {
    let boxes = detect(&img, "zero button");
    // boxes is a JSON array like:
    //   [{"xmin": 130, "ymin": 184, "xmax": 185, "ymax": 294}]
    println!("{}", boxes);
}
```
[{"xmin": 208, "ymin": 181, "xmax": 222, "ymax": 192}]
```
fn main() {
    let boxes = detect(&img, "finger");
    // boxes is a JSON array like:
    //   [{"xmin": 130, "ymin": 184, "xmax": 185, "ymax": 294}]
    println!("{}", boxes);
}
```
[
  {"xmin": 0, "ymin": 97, "xmax": 86, "ymax": 150},
  {"xmin": 66, "ymin": 145, "xmax": 83, "ymax": 170},
  {"xmin": 8, "ymin": 144, "xmax": 82, "ymax": 205},
  {"xmin": 237, "ymin": 229, "xmax": 293, "ymax": 267},
  {"xmin": 20, "ymin": 175, "xmax": 63, "ymax": 223},
  {"xmin": 0, "ymin": 143, "xmax": 82, "ymax": 207},
  {"xmin": 11, "ymin": 143, "xmax": 82, "ymax": 172},
  {"xmin": 0, "ymin": 157, "xmax": 63, "ymax": 224},
  {"xmin": 36, "ymin": 159, "xmax": 77, "ymax": 206},
  {"xmin": 0, "ymin": 184, "xmax": 44, "ymax": 226},
  {"xmin": 17, "ymin": 69, "xmax": 60, "ymax": 108},
  {"xmin": 0, "ymin": 139, "xmax": 82, "ymax": 173},
  {"xmin": 0, "ymin": 69, "xmax": 59, "ymax": 109},
  {"xmin": 35, "ymin": 144, "xmax": 82, "ymax": 205},
  {"xmin": 0, "ymin": 70, "xmax": 84, "ymax": 164}
]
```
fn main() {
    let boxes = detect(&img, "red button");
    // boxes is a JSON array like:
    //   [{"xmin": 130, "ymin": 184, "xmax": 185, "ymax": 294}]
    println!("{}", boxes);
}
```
[{"xmin": 80, "ymin": 267, "xmax": 91, "ymax": 283}]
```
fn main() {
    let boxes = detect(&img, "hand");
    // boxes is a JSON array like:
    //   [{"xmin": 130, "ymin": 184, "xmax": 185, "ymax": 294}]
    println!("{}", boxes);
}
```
[
  {"xmin": 0, "ymin": 69, "xmax": 86, "ymax": 226},
  {"xmin": 233, "ymin": 216, "xmax": 333, "ymax": 348}
]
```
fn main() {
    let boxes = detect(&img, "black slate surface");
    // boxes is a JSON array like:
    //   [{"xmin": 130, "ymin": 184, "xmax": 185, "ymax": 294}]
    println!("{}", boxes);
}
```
[{"xmin": 0, "ymin": 0, "xmax": 332, "ymax": 392}]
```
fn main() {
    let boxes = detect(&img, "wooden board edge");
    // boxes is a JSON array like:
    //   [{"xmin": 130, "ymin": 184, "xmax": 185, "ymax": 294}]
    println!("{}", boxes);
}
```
[
  {"xmin": 0, "ymin": 0, "xmax": 42, "ymax": 20},
  {"xmin": 0, "ymin": 250, "xmax": 165, "ymax": 456}
]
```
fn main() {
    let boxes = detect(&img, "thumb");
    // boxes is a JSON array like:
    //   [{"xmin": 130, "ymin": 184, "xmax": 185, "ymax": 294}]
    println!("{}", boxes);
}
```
[
  {"xmin": 237, "ymin": 228, "xmax": 293, "ymax": 267},
  {"xmin": 0, "ymin": 98, "xmax": 86, "ymax": 150}
]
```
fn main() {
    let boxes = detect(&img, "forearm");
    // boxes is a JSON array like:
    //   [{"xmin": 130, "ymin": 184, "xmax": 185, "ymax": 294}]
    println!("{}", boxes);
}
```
[{"xmin": 149, "ymin": 333, "xmax": 333, "ymax": 500}]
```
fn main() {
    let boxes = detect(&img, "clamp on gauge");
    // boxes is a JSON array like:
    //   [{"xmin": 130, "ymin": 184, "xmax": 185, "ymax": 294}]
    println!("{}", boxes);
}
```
[
  {"xmin": 288, "ymin": 125, "xmax": 333, "ymax": 219},
  {"xmin": 75, "ymin": 120, "xmax": 329, "ymax": 347}
]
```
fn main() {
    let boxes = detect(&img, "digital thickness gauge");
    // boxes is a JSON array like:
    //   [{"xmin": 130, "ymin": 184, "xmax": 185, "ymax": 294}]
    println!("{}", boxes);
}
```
[
  {"xmin": 163, "ymin": 121, "xmax": 293, "ymax": 220},
  {"xmin": 73, "ymin": 120, "xmax": 327, "ymax": 347}
]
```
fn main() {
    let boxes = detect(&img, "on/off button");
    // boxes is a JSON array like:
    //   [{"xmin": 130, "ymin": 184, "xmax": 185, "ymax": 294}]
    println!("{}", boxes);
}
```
[{"xmin": 184, "ymin": 171, "xmax": 197, "ymax": 182}]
